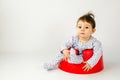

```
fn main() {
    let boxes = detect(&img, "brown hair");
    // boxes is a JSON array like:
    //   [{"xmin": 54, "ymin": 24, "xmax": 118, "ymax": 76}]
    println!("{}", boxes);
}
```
[{"xmin": 77, "ymin": 12, "xmax": 96, "ymax": 29}]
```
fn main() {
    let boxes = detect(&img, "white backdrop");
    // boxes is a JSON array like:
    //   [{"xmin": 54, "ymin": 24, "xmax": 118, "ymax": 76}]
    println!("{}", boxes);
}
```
[
  {"xmin": 0, "ymin": 0, "xmax": 120, "ymax": 67},
  {"xmin": 1, "ymin": 0, "xmax": 120, "ymax": 80}
]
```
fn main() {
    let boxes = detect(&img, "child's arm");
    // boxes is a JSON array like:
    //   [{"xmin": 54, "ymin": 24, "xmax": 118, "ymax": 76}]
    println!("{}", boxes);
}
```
[
  {"xmin": 86, "ymin": 40, "xmax": 103, "ymax": 68},
  {"xmin": 82, "ymin": 40, "xmax": 103, "ymax": 71}
]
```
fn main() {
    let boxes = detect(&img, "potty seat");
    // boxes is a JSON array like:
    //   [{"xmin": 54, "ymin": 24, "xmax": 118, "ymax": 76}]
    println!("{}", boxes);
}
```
[{"xmin": 59, "ymin": 49, "xmax": 104, "ymax": 74}]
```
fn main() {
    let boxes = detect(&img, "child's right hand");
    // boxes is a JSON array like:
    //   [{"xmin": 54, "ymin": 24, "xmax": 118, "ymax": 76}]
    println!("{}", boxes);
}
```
[{"xmin": 63, "ymin": 49, "xmax": 70, "ymax": 61}]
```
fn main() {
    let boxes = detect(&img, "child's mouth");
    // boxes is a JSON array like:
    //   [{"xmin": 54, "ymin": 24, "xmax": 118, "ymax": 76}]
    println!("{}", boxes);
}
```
[{"xmin": 80, "ymin": 33, "xmax": 85, "ymax": 34}]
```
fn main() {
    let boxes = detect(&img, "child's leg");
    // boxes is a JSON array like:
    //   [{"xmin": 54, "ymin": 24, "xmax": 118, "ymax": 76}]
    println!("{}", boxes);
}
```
[
  {"xmin": 43, "ymin": 53, "xmax": 64, "ymax": 70},
  {"xmin": 68, "ymin": 48, "xmax": 83, "ymax": 64}
]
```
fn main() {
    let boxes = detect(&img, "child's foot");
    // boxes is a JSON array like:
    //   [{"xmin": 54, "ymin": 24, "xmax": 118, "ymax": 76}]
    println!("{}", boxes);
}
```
[{"xmin": 43, "ymin": 62, "xmax": 57, "ymax": 71}]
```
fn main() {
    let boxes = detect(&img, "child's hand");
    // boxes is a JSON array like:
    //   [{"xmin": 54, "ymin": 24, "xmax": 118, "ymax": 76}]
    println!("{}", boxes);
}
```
[
  {"xmin": 63, "ymin": 49, "xmax": 70, "ymax": 61},
  {"xmin": 82, "ymin": 61, "xmax": 92, "ymax": 71}
]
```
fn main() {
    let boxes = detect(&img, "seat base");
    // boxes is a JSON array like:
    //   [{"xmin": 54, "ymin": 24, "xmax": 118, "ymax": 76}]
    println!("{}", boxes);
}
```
[{"xmin": 59, "ymin": 49, "xmax": 104, "ymax": 74}]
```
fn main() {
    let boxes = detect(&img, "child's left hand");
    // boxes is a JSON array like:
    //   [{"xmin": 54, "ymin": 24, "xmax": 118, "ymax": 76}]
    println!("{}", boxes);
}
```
[{"xmin": 82, "ymin": 61, "xmax": 92, "ymax": 71}]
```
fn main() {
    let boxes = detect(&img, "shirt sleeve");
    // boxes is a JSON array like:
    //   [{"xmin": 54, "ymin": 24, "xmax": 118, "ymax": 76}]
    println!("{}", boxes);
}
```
[
  {"xmin": 60, "ymin": 36, "xmax": 74, "ymax": 53},
  {"xmin": 87, "ymin": 40, "xmax": 103, "ymax": 68}
]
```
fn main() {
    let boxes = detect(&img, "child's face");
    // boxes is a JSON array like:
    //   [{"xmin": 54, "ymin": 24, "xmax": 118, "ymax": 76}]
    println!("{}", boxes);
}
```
[{"xmin": 77, "ymin": 20, "xmax": 96, "ymax": 39}]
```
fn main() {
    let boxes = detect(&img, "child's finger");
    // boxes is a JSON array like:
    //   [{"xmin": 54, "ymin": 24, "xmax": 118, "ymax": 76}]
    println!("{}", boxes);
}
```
[
  {"xmin": 64, "ymin": 57, "xmax": 66, "ymax": 61},
  {"xmin": 82, "ymin": 64, "xmax": 86, "ymax": 69},
  {"xmin": 64, "ymin": 55, "xmax": 70, "ymax": 61},
  {"xmin": 82, "ymin": 64, "xmax": 91, "ymax": 72},
  {"xmin": 83, "ymin": 66, "xmax": 89, "ymax": 71},
  {"xmin": 64, "ymin": 56, "xmax": 68, "ymax": 61}
]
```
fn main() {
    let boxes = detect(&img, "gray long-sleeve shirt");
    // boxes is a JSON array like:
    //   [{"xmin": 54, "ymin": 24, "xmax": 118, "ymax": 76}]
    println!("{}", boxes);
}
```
[{"xmin": 61, "ymin": 35, "xmax": 103, "ymax": 68}]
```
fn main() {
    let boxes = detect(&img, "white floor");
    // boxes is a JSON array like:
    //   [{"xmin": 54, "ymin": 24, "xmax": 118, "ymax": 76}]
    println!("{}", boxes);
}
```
[{"xmin": 0, "ymin": 52, "xmax": 120, "ymax": 80}]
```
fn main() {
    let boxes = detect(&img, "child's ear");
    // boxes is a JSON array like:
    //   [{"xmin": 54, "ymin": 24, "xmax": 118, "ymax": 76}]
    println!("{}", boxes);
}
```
[{"xmin": 92, "ymin": 29, "xmax": 96, "ymax": 33}]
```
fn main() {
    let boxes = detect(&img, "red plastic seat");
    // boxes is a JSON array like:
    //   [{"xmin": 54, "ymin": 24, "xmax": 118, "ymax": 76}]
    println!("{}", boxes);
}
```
[{"xmin": 59, "ymin": 49, "xmax": 104, "ymax": 74}]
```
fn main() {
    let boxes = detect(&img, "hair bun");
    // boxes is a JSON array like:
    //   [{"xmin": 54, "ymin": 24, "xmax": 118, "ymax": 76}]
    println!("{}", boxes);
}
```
[{"xmin": 87, "ymin": 12, "xmax": 95, "ymax": 19}]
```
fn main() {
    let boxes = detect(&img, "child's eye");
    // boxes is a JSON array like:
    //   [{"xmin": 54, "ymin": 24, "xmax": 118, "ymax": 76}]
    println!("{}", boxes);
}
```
[
  {"xmin": 78, "ymin": 26, "xmax": 82, "ymax": 29},
  {"xmin": 85, "ymin": 27, "xmax": 89, "ymax": 29}
]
